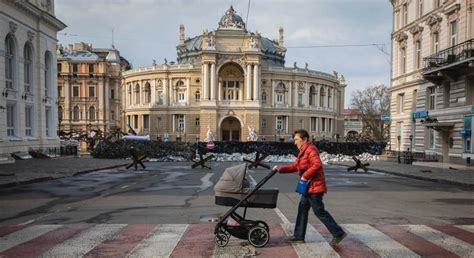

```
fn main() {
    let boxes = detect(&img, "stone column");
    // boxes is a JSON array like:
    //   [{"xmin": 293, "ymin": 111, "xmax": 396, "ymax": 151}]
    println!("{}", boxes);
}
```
[
  {"xmin": 293, "ymin": 82, "xmax": 298, "ymax": 108},
  {"xmin": 253, "ymin": 64, "xmax": 259, "ymax": 101},
  {"xmin": 316, "ymin": 85, "xmax": 320, "ymax": 107},
  {"xmin": 210, "ymin": 63, "xmax": 216, "ymax": 100},
  {"xmin": 246, "ymin": 64, "xmax": 252, "ymax": 100},
  {"xmin": 218, "ymin": 80, "xmax": 222, "ymax": 101},
  {"xmin": 168, "ymin": 79, "xmax": 172, "ymax": 105},
  {"xmin": 151, "ymin": 80, "xmax": 156, "ymax": 105},
  {"xmin": 98, "ymin": 77, "xmax": 104, "ymax": 121},
  {"xmin": 163, "ymin": 79, "xmax": 169, "ymax": 106},
  {"xmin": 239, "ymin": 81, "xmax": 243, "ymax": 101},
  {"xmin": 105, "ymin": 79, "xmax": 109, "ymax": 128},
  {"xmin": 203, "ymin": 63, "xmax": 209, "ymax": 100},
  {"xmin": 288, "ymin": 81, "xmax": 292, "ymax": 107}
]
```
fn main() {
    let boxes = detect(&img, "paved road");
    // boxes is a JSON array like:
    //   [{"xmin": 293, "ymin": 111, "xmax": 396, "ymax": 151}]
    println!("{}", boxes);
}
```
[{"xmin": 0, "ymin": 162, "xmax": 472, "ymax": 257}]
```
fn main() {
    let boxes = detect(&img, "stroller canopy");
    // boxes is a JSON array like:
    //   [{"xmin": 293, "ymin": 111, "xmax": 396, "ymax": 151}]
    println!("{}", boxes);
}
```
[{"xmin": 214, "ymin": 164, "xmax": 250, "ymax": 193}]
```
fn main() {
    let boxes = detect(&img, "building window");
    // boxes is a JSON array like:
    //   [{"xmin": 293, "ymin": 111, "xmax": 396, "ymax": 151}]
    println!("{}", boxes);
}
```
[
  {"xmin": 133, "ymin": 115, "xmax": 138, "ymax": 129},
  {"xmin": 73, "ymin": 106, "xmax": 80, "ymax": 121},
  {"xmin": 195, "ymin": 118, "xmax": 200, "ymax": 126},
  {"xmin": 450, "ymin": 21, "xmax": 457, "ymax": 47},
  {"xmin": 309, "ymin": 86, "xmax": 316, "ymax": 106},
  {"xmin": 134, "ymin": 84, "xmax": 140, "ymax": 104},
  {"xmin": 88, "ymin": 85, "xmax": 95, "ymax": 97},
  {"xmin": 44, "ymin": 51, "xmax": 52, "ymax": 97},
  {"xmin": 111, "ymin": 89, "xmax": 115, "ymax": 99},
  {"xmin": 195, "ymin": 90, "xmax": 200, "ymax": 101},
  {"xmin": 276, "ymin": 93, "xmax": 284, "ymax": 103},
  {"xmin": 223, "ymin": 81, "xmax": 240, "ymax": 100},
  {"xmin": 174, "ymin": 114, "xmax": 185, "ymax": 132},
  {"xmin": 275, "ymin": 83, "xmax": 286, "ymax": 104},
  {"xmin": 261, "ymin": 119, "xmax": 266, "ymax": 128},
  {"xmin": 398, "ymin": 93, "xmax": 405, "ymax": 113},
  {"xmin": 88, "ymin": 64, "xmax": 94, "ymax": 73},
  {"xmin": 111, "ymin": 110, "xmax": 115, "ymax": 121},
  {"xmin": 58, "ymin": 106, "xmax": 63, "ymax": 121},
  {"xmin": 432, "ymin": 32, "xmax": 439, "ymax": 53},
  {"xmin": 127, "ymin": 115, "xmax": 131, "ymax": 126},
  {"xmin": 73, "ymin": 64, "xmax": 78, "ymax": 73},
  {"xmin": 58, "ymin": 86, "xmax": 63, "ymax": 98},
  {"xmin": 57, "ymin": 63, "xmax": 62, "ymax": 73},
  {"xmin": 73, "ymin": 85, "xmax": 79, "ymax": 97},
  {"xmin": 428, "ymin": 128, "xmax": 435, "ymax": 149},
  {"xmin": 402, "ymin": 3, "xmax": 408, "ymax": 26},
  {"xmin": 25, "ymin": 105, "xmax": 33, "ymax": 136},
  {"xmin": 5, "ymin": 34, "xmax": 15, "ymax": 90},
  {"xmin": 144, "ymin": 83, "xmax": 151, "ymax": 103},
  {"xmin": 298, "ymin": 93, "xmax": 303, "ymax": 107},
  {"xmin": 143, "ymin": 115, "xmax": 149, "ymax": 130},
  {"xmin": 321, "ymin": 118, "xmax": 326, "ymax": 132},
  {"xmin": 7, "ymin": 103, "xmax": 16, "ymax": 136},
  {"xmin": 328, "ymin": 118, "xmax": 332, "ymax": 132},
  {"xmin": 311, "ymin": 117, "xmax": 317, "ymax": 132},
  {"xmin": 157, "ymin": 91, "xmax": 164, "ymax": 104},
  {"xmin": 400, "ymin": 47, "xmax": 406, "ymax": 74},
  {"xmin": 276, "ymin": 116, "xmax": 287, "ymax": 132},
  {"xmin": 24, "ymin": 43, "xmax": 33, "ymax": 93},
  {"xmin": 128, "ymin": 85, "xmax": 132, "ymax": 105},
  {"xmin": 178, "ymin": 92, "xmax": 185, "ymax": 102},
  {"xmin": 157, "ymin": 117, "xmax": 162, "ymax": 129},
  {"xmin": 45, "ymin": 107, "xmax": 51, "ymax": 137},
  {"xmin": 428, "ymin": 86, "xmax": 436, "ymax": 110},
  {"xmin": 327, "ymin": 89, "xmax": 332, "ymax": 108},
  {"xmin": 89, "ymin": 106, "xmax": 96, "ymax": 121},
  {"xmin": 320, "ymin": 87, "xmax": 325, "ymax": 107},
  {"xmin": 418, "ymin": 0, "xmax": 423, "ymax": 18},
  {"xmin": 415, "ymin": 40, "xmax": 422, "ymax": 69},
  {"xmin": 261, "ymin": 91, "xmax": 267, "ymax": 103}
]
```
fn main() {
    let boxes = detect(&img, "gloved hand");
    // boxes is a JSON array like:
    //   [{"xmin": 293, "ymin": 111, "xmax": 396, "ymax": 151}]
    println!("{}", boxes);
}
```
[{"xmin": 272, "ymin": 166, "xmax": 279, "ymax": 172}]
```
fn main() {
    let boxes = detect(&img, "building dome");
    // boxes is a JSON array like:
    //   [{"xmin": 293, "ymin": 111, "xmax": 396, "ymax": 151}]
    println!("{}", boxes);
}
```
[{"xmin": 218, "ymin": 6, "xmax": 246, "ymax": 30}]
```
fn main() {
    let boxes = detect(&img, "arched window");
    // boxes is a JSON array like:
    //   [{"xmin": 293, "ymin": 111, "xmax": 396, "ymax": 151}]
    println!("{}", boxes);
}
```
[
  {"xmin": 319, "ymin": 87, "xmax": 325, "ymax": 107},
  {"xmin": 58, "ymin": 106, "xmax": 63, "ymax": 121},
  {"xmin": 128, "ymin": 85, "xmax": 132, "ymax": 105},
  {"xmin": 134, "ymin": 84, "xmax": 140, "ymax": 104},
  {"xmin": 89, "ymin": 106, "xmax": 96, "ymax": 121},
  {"xmin": 144, "ymin": 82, "xmax": 151, "ymax": 103},
  {"xmin": 5, "ymin": 34, "xmax": 16, "ymax": 90},
  {"xmin": 44, "ymin": 51, "xmax": 52, "ymax": 97},
  {"xmin": 24, "ymin": 43, "xmax": 33, "ymax": 93},
  {"xmin": 195, "ymin": 90, "xmax": 200, "ymax": 101},
  {"xmin": 276, "ymin": 82, "xmax": 286, "ymax": 104},
  {"xmin": 73, "ymin": 106, "xmax": 80, "ymax": 121},
  {"xmin": 309, "ymin": 85, "xmax": 316, "ymax": 106},
  {"xmin": 261, "ymin": 91, "xmax": 267, "ymax": 103}
]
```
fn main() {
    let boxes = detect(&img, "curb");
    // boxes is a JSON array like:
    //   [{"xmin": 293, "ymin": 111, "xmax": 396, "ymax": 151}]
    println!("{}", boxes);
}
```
[
  {"xmin": 0, "ymin": 163, "xmax": 128, "ymax": 189},
  {"xmin": 334, "ymin": 163, "xmax": 474, "ymax": 188}
]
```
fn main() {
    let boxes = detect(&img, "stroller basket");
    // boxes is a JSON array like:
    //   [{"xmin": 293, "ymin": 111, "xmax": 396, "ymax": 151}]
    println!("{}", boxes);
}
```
[{"xmin": 215, "ymin": 189, "xmax": 278, "ymax": 208}]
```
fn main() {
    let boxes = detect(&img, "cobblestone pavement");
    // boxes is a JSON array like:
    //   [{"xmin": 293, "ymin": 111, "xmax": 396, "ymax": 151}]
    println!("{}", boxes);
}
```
[
  {"xmin": 0, "ymin": 157, "xmax": 128, "ymax": 188},
  {"xmin": 332, "ymin": 160, "xmax": 474, "ymax": 187}
]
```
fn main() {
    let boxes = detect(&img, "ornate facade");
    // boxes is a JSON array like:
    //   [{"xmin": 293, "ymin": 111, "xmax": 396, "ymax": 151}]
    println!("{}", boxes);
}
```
[
  {"xmin": 0, "ymin": 0, "xmax": 66, "ymax": 154},
  {"xmin": 390, "ymin": 0, "xmax": 474, "ymax": 163},
  {"xmin": 57, "ymin": 42, "xmax": 131, "ymax": 135},
  {"xmin": 122, "ymin": 6, "xmax": 346, "ymax": 142}
]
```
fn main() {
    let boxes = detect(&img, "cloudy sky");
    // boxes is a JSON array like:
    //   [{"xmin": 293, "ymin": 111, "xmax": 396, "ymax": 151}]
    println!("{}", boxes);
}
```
[{"xmin": 56, "ymin": 0, "xmax": 393, "ymax": 108}]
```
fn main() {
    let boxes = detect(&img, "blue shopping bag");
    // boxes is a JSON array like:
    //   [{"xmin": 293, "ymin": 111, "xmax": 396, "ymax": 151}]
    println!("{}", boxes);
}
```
[{"xmin": 295, "ymin": 178, "xmax": 309, "ymax": 196}]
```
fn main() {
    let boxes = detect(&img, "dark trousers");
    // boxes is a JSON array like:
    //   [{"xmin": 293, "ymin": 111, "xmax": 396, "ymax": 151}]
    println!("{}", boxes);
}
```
[{"xmin": 294, "ymin": 193, "xmax": 344, "ymax": 240}]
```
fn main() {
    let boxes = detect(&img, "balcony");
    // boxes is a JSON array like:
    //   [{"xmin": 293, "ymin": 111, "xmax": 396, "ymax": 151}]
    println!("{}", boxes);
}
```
[{"xmin": 423, "ymin": 39, "xmax": 474, "ymax": 84}]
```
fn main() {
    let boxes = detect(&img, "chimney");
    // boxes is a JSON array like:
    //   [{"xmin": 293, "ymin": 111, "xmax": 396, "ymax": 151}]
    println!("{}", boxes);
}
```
[
  {"xmin": 278, "ymin": 27, "xmax": 284, "ymax": 47},
  {"xmin": 179, "ymin": 24, "xmax": 185, "ymax": 45}
]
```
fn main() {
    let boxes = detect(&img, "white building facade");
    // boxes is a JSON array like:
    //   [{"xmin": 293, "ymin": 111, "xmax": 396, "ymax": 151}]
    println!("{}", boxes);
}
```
[{"xmin": 0, "ymin": 0, "xmax": 66, "ymax": 154}]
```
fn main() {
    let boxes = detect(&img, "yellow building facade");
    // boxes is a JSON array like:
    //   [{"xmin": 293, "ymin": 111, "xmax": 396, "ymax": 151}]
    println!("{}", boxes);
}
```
[{"xmin": 123, "ymin": 6, "xmax": 346, "ymax": 142}]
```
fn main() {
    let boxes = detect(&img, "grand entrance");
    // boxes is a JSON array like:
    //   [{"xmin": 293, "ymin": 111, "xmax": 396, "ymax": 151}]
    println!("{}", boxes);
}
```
[{"xmin": 221, "ymin": 116, "xmax": 241, "ymax": 141}]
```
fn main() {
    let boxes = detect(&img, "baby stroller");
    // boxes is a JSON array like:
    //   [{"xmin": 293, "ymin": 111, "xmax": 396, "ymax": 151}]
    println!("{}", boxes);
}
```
[{"xmin": 214, "ymin": 163, "xmax": 279, "ymax": 248}]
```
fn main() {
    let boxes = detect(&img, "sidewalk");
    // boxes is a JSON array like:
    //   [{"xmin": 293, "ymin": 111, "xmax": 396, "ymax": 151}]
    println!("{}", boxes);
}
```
[
  {"xmin": 332, "ymin": 160, "xmax": 474, "ymax": 187},
  {"xmin": 0, "ymin": 156, "xmax": 128, "ymax": 188}
]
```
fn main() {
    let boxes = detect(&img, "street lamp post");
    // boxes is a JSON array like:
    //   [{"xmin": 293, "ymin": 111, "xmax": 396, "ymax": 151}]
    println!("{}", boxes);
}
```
[
  {"xmin": 409, "ymin": 134, "xmax": 413, "ymax": 152},
  {"xmin": 397, "ymin": 135, "xmax": 401, "ymax": 163}
]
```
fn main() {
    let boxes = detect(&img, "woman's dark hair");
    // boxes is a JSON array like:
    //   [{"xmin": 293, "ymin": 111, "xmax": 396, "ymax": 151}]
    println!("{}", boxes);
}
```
[{"xmin": 293, "ymin": 129, "xmax": 310, "ymax": 140}]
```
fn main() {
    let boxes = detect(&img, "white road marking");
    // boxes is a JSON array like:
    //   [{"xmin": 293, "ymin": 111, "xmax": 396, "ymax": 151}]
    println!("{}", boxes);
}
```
[
  {"xmin": 281, "ymin": 223, "xmax": 339, "ymax": 258},
  {"xmin": 456, "ymin": 225, "xmax": 474, "ymax": 233},
  {"xmin": 343, "ymin": 224, "xmax": 420, "ymax": 258},
  {"xmin": 128, "ymin": 224, "xmax": 188, "ymax": 258},
  {"xmin": 0, "ymin": 225, "xmax": 61, "ymax": 252},
  {"xmin": 403, "ymin": 225, "xmax": 473, "ymax": 257},
  {"xmin": 121, "ymin": 185, "xmax": 129, "ymax": 189},
  {"xmin": 40, "ymin": 224, "xmax": 126, "ymax": 257}
]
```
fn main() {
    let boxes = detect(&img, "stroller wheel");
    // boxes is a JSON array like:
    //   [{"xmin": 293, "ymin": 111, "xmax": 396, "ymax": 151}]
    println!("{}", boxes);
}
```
[
  {"xmin": 215, "ymin": 232, "xmax": 229, "ymax": 247},
  {"xmin": 255, "ymin": 220, "xmax": 269, "ymax": 231},
  {"xmin": 248, "ymin": 226, "xmax": 269, "ymax": 248}
]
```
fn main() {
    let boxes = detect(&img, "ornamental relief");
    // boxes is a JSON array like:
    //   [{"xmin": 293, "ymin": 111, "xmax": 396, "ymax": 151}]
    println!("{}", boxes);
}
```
[
  {"xmin": 409, "ymin": 24, "xmax": 424, "ymax": 35},
  {"xmin": 426, "ymin": 14, "xmax": 442, "ymax": 27},
  {"xmin": 395, "ymin": 32, "xmax": 408, "ymax": 42}
]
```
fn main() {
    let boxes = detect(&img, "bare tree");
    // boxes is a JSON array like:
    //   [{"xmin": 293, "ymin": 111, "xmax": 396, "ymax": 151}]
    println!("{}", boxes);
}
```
[{"xmin": 350, "ymin": 84, "xmax": 390, "ymax": 142}]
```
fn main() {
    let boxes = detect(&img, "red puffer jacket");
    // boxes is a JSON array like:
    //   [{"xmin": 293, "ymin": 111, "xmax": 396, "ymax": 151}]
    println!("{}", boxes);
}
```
[{"xmin": 278, "ymin": 141, "xmax": 327, "ymax": 193}]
